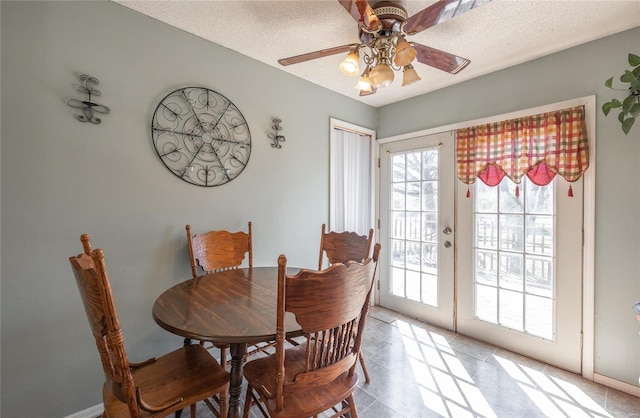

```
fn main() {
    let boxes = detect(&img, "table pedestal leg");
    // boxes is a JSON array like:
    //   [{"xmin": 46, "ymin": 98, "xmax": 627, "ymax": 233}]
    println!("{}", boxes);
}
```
[{"xmin": 228, "ymin": 342, "xmax": 247, "ymax": 418}]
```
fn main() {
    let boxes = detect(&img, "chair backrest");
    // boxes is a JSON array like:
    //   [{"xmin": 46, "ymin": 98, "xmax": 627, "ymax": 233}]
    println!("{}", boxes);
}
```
[
  {"xmin": 69, "ymin": 234, "xmax": 139, "ymax": 417},
  {"xmin": 186, "ymin": 222, "xmax": 253, "ymax": 278},
  {"xmin": 274, "ymin": 243, "xmax": 381, "ymax": 410},
  {"xmin": 318, "ymin": 223, "xmax": 374, "ymax": 270}
]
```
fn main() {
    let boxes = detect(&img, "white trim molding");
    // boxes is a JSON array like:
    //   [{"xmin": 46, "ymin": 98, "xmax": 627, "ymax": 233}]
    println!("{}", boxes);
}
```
[
  {"xmin": 64, "ymin": 403, "xmax": 103, "ymax": 418},
  {"xmin": 594, "ymin": 373, "xmax": 640, "ymax": 397}
]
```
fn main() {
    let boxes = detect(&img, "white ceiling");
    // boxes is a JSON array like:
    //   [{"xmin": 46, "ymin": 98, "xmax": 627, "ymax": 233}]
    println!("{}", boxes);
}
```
[{"xmin": 115, "ymin": 0, "xmax": 640, "ymax": 107}]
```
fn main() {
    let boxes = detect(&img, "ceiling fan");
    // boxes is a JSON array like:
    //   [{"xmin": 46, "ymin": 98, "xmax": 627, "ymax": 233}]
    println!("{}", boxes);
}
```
[{"xmin": 278, "ymin": 0, "xmax": 492, "ymax": 96}]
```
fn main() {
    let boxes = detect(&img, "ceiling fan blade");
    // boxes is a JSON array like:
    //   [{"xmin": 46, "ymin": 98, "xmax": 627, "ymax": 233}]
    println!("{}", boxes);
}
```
[
  {"xmin": 413, "ymin": 43, "xmax": 470, "ymax": 74},
  {"xmin": 403, "ymin": 0, "xmax": 492, "ymax": 35},
  {"xmin": 338, "ymin": 0, "xmax": 380, "ymax": 31},
  {"xmin": 278, "ymin": 44, "xmax": 358, "ymax": 66}
]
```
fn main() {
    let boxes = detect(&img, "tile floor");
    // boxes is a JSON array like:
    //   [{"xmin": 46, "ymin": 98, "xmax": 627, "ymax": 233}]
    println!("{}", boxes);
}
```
[{"xmin": 196, "ymin": 306, "xmax": 640, "ymax": 418}]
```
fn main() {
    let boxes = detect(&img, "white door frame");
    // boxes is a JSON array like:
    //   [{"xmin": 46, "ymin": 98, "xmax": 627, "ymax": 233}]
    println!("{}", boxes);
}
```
[{"xmin": 376, "ymin": 95, "xmax": 596, "ymax": 380}]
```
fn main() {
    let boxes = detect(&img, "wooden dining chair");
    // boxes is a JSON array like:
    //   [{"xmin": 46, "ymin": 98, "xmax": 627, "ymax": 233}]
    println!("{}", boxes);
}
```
[
  {"xmin": 242, "ymin": 244, "xmax": 381, "ymax": 418},
  {"xmin": 186, "ymin": 222, "xmax": 253, "ymax": 277},
  {"xmin": 318, "ymin": 223, "xmax": 374, "ymax": 270},
  {"xmin": 186, "ymin": 222, "xmax": 265, "ymax": 365},
  {"xmin": 317, "ymin": 223, "xmax": 375, "ymax": 383},
  {"xmin": 69, "ymin": 234, "xmax": 230, "ymax": 418}
]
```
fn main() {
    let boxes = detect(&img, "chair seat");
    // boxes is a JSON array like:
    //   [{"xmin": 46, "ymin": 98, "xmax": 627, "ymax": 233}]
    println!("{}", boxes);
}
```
[
  {"xmin": 243, "ymin": 344, "xmax": 358, "ymax": 418},
  {"xmin": 104, "ymin": 344, "xmax": 229, "ymax": 417}
]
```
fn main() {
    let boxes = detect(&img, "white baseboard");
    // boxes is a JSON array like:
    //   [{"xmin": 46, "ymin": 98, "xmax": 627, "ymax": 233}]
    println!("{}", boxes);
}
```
[
  {"xmin": 64, "ymin": 403, "xmax": 103, "ymax": 418},
  {"xmin": 594, "ymin": 373, "xmax": 640, "ymax": 397}
]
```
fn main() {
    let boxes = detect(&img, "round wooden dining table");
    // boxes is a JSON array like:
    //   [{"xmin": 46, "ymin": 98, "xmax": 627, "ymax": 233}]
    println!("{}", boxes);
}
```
[{"xmin": 152, "ymin": 266, "xmax": 303, "ymax": 418}]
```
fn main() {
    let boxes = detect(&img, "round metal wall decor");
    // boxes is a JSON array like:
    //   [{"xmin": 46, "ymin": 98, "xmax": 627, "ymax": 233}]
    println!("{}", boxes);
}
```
[{"xmin": 151, "ymin": 87, "xmax": 251, "ymax": 187}]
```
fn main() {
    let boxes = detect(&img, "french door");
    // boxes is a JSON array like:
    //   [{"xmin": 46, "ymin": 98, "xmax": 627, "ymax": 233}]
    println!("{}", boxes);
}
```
[
  {"xmin": 378, "ymin": 132, "xmax": 583, "ymax": 372},
  {"xmin": 378, "ymin": 132, "xmax": 455, "ymax": 331}
]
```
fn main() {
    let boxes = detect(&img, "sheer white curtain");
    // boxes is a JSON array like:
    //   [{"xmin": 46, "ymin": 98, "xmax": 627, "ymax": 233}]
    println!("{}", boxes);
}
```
[{"xmin": 330, "ymin": 128, "xmax": 372, "ymax": 236}]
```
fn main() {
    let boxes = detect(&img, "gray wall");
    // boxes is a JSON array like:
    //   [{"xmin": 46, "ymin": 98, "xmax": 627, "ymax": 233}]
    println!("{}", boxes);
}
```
[
  {"xmin": 0, "ymin": 1, "xmax": 376, "ymax": 416},
  {"xmin": 378, "ymin": 27, "xmax": 640, "ymax": 387}
]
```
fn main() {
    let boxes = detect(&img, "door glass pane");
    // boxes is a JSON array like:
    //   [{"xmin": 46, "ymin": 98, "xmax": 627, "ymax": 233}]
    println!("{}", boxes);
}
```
[
  {"xmin": 499, "ymin": 289, "xmax": 524, "ymax": 331},
  {"xmin": 392, "ymin": 183, "xmax": 406, "ymax": 210},
  {"xmin": 476, "ymin": 180, "xmax": 497, "ymax": 212},
  {"xmin": 526, "ymin": 294, "xmax": 553, "ymax": 339},
  {"xmin": 407, "ymin": 182, "xmax": 421, "ymax": 211},
  {"xmin": 422, "ymin": 212, "xmax": 437, "ymax": 243},
  {"xmin": 406, "ymin": 241, "xmax": 421, "ymax": 271},
  {"xmin": 526, "ymin": 180, "xmax": 553, "ymax": 214},
  {"xmin": 406, "ymin": 153, "xmax": 420, "ymax": 181},
  {"xmin": 525, "ymin": 255, "xmax": 552, "ymax": 297},
  {"xmin": 406, "ymin": 270, "xmax": 421, "ymax": 301},
  {"xmin": 499, "ymin": 181, "xmax": 524, "ymax": 213},
  {"xmin": 422, "ymin": 273, "xmax": 438, "ymax": 306},
  {"xmin": 389, "ymin": 148, "xmax": 439, "ymax": 307},
  {"xmin": 476, "ymin": 284, "xmax": 497, "ymax": 322},
  {"xmin": 476, "ymin": 214, "xmax": 497, "ymax": 249},
  {"xmin": 391, "ymin": 239, "xmax": 405, "ymax": 267},
  {"xmin": 392, "ymin": 267, "xmax": 405, "ymax": 297},
  {"xmin": 499, "ymin": 214, "xmax": 523, "ymax": 251},
  {"xmin": 422, "ymin": 181, "xmax": 438, "ymax": 211},
  {"xmin": 406, "ymin": 212, "xmax": 421, "ymax": 241},
  {"xmin": 526, "ymin": 215, "xmax": 553, "ymax": 255},
  {"xmin": 476, "ymin": 250, "xmax": 497, "ymax": 286},
  {"xmin": 392, "ymin": 154, "xmax": 405, "ymax": 182},
  {"xmin": 422, "ymin": 243, "xmax": 437, "ymax": 275},
  {"xmin": 392, "ymin": 212, "xmax": 405, "ymax": 239},
  {"xmin": 474, "ymin": 176, "xmax": 555, "ymax": 340}
]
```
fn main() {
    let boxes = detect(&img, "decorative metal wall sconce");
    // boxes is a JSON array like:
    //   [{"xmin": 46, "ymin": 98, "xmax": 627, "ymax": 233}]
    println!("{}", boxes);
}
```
[
  {"xmin": 67, "ymin": 74, "xmax": 110, "ymax": 124},
  {"xmin": 268, "ymin": 117, "xmax": 286, "ymax": 149}
]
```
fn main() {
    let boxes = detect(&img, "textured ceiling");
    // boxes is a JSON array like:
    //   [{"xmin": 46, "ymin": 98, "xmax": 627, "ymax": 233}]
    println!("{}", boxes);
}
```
[{"xmin": 115, "ymin": 0, "xmax": 640, "ymax": 107}]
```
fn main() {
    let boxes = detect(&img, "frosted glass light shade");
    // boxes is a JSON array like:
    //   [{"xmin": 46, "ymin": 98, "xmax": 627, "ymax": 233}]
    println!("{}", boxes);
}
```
[
  {"xmin": 355, "ymin": 74, "xmax": 373, "ymax": 92},
  {"xmin": 369, "ymin": 63, "xmax": 394, "ymax": 88},
  {"xmin": 402, "ymin": 64, "xmax": 421, "ymax": 86},
  {"xmin": 339, "ymin": 51, "xmax": 360, "ymax": 76},
  {"xmin": 394, "ymin": 38, "xmax": 417, "ymax": 67}
]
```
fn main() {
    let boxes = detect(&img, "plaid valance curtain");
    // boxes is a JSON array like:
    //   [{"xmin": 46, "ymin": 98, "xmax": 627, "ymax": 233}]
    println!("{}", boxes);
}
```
[{"xmin": 456, "ymin": 106, "xmax": 589, "ymax": 196}]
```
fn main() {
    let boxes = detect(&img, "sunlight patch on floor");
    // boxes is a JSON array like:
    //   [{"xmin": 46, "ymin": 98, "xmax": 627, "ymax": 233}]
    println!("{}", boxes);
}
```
[
  {"xmin": 397, "ymin": 319, "xmax": 498, "ymax": 417},
  {"xmin": 493, "ymin": 354, "xmax": 612, "ymax": 417},
  {"xmin": 390, "ymin": 315, "xmax": 624, "ymax": 418}
]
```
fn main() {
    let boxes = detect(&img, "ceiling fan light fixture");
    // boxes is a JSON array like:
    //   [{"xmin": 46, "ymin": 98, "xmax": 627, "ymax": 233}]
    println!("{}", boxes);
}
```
[
  {"xmin": 339, "ymin": 50, "xmax": 360, "ymax": 76},
  {"xmin": 402, "ymin": 64, "xmax": 421, "ymax": 86},
  {"xmin": 369, "ymin": 62, "xmax": 394, "ymax": 88},
  {"xmin": 277, "ymin": 0, "xmax": 488, "ymax": 96},
  {"xmin": 394, "ymin": 37, "xmax": 417, "ymax": 67}
]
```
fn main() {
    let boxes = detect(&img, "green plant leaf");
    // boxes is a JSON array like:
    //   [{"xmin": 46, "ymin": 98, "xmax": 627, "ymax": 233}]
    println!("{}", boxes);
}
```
[
  {"xmin": 611, "ymin": 98, "xmax": 623, "ymax": 108},
  {"xmin": 629, "ymin": 53, "xmax": 640, "ymax": 67},
  {"xmin": 630, "ymin": 103, "xmax": 640, "ymax": 117},
  {"xmin": 622, "ymin": 117, "xmax": 635, "ymax": 135},
  {"xmin": 623, "ymin": 94, "xmax": 636, "ymax": 113},
  {"xmin": 633, "ymin": 66, "xmax": 640, "ymax": 77},
  {"xmin": 621, "ymin": 70, "xmax": 636, "ymax": 83},
  {"xmin": 602, "ymin": 102, "xmax": 613, "ymax": 116},
  {"xmin": 618, "ymin": 111, "xmax": 626, "ymax": 123},
  {"xmin": 605, "ymin": 77, "xmax": 613, "ymax": 88}
]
